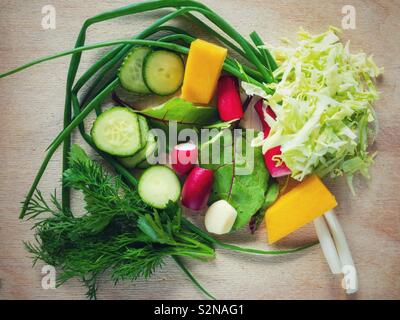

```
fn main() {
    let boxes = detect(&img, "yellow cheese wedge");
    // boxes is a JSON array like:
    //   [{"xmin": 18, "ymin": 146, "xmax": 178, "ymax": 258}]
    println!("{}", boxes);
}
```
[
  {"xmin": 266, "ymin": 175, "xmax": 337, "ymax": 244},
  {"xmin": 181, "ymin": 39, "xmax": 228, "ymax": 104}
]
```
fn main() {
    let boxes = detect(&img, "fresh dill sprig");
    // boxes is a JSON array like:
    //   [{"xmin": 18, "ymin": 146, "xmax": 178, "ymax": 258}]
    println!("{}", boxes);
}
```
[{"xmin": 24, "ymin": 145, "xmax": 215, "ymax": 299}]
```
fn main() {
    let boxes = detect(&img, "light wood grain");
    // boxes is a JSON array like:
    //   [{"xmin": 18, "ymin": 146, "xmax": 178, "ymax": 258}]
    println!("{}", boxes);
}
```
[{"xmin": 0, "ymin": 0, "xmax": 399, "ymax": 300}]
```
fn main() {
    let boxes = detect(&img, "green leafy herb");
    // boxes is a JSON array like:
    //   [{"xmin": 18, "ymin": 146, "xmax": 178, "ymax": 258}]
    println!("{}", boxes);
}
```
[{"xmin": 24, "ymin": 145, "xmax": 215, "ymax": 299}]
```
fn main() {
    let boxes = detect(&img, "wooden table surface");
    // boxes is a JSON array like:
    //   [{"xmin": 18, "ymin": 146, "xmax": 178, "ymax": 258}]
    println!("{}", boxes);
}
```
[{"xmin": 0, "ymin": 0, "xmax": 399, "ymax": 300}]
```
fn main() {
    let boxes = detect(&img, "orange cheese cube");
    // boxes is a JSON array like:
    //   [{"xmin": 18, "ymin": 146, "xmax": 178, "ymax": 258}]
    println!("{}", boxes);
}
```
[
  {"xmin": 181, "ymin": 39, "xmax": 228, "ymax": 104},
  {"xmin": 266, "ymin": 175, "xmax": 337, "ymax": 244}
]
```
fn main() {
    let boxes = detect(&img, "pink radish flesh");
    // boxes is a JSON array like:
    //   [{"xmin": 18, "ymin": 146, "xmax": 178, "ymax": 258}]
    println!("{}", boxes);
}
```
[
  {"xmin": 254, "ymin": 100, "xmax": 291, "ymax": 178},
  {"xmin": 171, "ymin": 143, "xmax": 198, "ymax": 175},
  {"xmin": 217, "ymin": 76, "xmax": 244, "ymax": 121},
  {"xmin": 264, "ymin": 147, "xmax": 291, "ymax": 177},
  {"xmin": 181, "ymin": 167, "xmax": 214, "ymax": 211}
]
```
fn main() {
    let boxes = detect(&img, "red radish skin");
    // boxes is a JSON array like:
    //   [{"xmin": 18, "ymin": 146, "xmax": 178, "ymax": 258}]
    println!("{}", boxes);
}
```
[
  {"xmin": 181, "ymin": 167, "xmax": 214, "ymax": 211},
  {"xmin": 171, "ymin": 143, "xmax": 198, "ymax": 175},
  {"xmin": 254, "ymin": 100, "xmax": 276, "ymax": 135},
  {"xmin": 254, "ymin": 100, "xmax": 291, "ymax": 178},
  {"xmin": 217, "ymin": 76, "xmax": 244, "ymax": 121}
]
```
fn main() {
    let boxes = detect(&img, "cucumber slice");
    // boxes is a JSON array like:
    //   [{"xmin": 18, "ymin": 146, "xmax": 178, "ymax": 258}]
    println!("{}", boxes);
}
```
[
  {"xmin": 118, "ymin": 132, "xmax": 157, "ymax": 169},
  {"xmin": 119, "ymin": 47, "xmax": 152, "ymax": 94},
  {"xmin": 143, "ymin": 50, "xmax": 185, "ymax": 96},
  {"xmin": 91, "ymin": 107, "xmax": 142, "ymax": 157},
  {"xmin": 138, "ymin": 115, "xmax": 149, "ymax": 147},
  {"xmin": 138, "ymin": 166, "xmax": 181, "ymax": 209}
]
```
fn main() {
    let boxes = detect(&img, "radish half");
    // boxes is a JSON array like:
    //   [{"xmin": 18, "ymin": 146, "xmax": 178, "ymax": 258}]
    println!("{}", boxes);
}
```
[
  {"xmin": 181, "ymin": 167, "xmax": 214, "ymax": 211},
  {"xmin": 217, "ymin": 75, "xmax": 244, "ymax": 121},
  {"xmin": 254, "ymin": 100, "xmax": 291, "ymax": 178},
  {"xmin": 171, "ymin": 143, "xmax": 198, "ymax": 176}
]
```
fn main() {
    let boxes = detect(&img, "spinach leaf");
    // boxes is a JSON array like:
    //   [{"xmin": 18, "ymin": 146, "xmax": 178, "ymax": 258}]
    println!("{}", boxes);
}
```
[
  {"xmin": 138, "ymin": 97, "xmax": 219, "ymax": 132},
  {"xmin": 249, "ymin": 180, "xmax": 279, "ymax": 233},
  {"xmin": 200, "ymin": 130, "xmax": 269, "ymax": 230}
]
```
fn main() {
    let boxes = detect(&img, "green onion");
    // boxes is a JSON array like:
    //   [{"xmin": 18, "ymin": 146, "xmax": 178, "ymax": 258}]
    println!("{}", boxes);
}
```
[
  {"xmin": 249, "ymin": 30, "xmax": 278, "ymax": 72},
  {"xmin": 172, "ymin": 256, "xmax": 216, "ymax": 300},
  {"xmin": 19, "ymin": 78, "xmax": 120, "ymax": 219}
]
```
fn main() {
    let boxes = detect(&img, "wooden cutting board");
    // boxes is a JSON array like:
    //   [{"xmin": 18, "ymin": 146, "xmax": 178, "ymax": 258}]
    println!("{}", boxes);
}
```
[{"xmin": 0, "ymin": 0, "xmax": 399, "ymax": 300}]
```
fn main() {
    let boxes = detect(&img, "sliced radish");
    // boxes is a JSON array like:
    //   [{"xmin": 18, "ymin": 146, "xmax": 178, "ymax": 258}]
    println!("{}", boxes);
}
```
[
  {"xmin": 324, "ymin": 210, "xmax": 358, "ymax": 294},
  {"xmin": 254, "ymin": 100, "xmax": 291, "ymax": 178},
  {"xmin": 314, "ymin": 216, "xmax": 342, "ymax": 274},
  {"xmin": 181, "ymin": 167, "xmax": 214, "ymax": 211},
  {"xmin": 254, "ymin": 99, "xmax": 275, "ymax": 135},
  {"xmin": 264, "ymin": 147, "xmax": 292, "ymax": 178},
  {"xmin": 171, "ymin": 143, "xmax": 198, "ymax": 175},
  {"xmin": 217, "ymin": 76, "xmax": 244, "ymax": 121}
]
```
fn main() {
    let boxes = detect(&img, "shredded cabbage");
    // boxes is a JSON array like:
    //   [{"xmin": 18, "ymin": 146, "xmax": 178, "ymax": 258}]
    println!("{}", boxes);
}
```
[{"xmin": 247, "ymin": 27, "xmax": 382, "ymax": 193}]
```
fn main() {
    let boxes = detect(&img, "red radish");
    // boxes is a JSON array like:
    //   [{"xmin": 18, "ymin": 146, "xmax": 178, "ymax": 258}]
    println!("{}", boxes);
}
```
[
  {"xmin": 171, "ymin": 143, "xmax": 198, "ymax": 175},
  {"xmin": 254, "ymin": 99, "xmax": 276, "ymax": 135},
  {"xmin": 254, "ymin": 100, "xmax": 291, "ymax": 178},
  {"xmin": 181, "ymin": 167, "xmax": 214, "ymax": 211},
  {"xmin": 217, "ymin": 75, "xmax": 244, "ymax": 121},
  {"xmin": 264, "ymin": 147, "xmax": 291, "ymax": 177}
]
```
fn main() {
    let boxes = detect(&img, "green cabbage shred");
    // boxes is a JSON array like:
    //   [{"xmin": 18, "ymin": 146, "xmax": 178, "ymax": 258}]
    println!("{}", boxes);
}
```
[{"xmin": 248, "ymin": 27, "xmax": 383, "ymax": 193}]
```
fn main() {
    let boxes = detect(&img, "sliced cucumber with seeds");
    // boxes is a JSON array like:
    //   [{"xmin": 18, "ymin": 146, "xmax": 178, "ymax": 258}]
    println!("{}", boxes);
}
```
[
  {"xmin": 118, "ymin": 132, "xmax": 157, "ymax": 169},
  {"xmin": 119, "ymin": 47, "xmax": 152, "ymax": 94},
  {"xmin": 138, "ymin": 115, "xmax": 149, "ymax": 147},
  {"xmin": 138, "ymin": 165, "xmax": 181, "ymax": 209},
  {"xmin": 143, "ymin": 50, "xmax": 185, "ymax": 96},
  {"xmin": 91, "ymin": 107, "xmax": 142, "ymax": 157}
]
